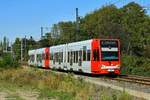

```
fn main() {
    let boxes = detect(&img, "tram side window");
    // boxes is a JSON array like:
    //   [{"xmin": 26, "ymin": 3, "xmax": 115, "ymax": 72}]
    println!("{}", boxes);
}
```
[
  {"xmin": 79, "ymin": 50, "xmax": 82, "ymax": 60},
  {"xmin": 74, "ymin": 51, "xmax": 76, "ymax": 63},
  {"xmin": 42, "ymin": 53, "xmax": 45, "ymax": 60},
  {"xmin": 30, "ymin": 55, "xmax": 34, "ymax": 62},
  {"xmin": 87, "ymin": 50, "xmax": 91, "ymax": 61},
  {"xmin": 53, "ymin": 53, "xmax": 56, "ymax": 64},
  {"xmin": 58, "ymin": 52, "xmax": 61, "ymax": 64},
  {"xmin": 75, "ymin": 51, "xmax": 78, "ymax": 63},
  {"xmin": 45, "ymin": 53, "xmax": 49, "ymax": 60},
  {"xmin": 68, "ymin": 52, "xmax": 70, "ymax": 63},
  {"xmin": 55, "ymin": 53, "xmax": 57, "ymax": 62},
  {"xmin": 61, "ymin": 52, "xmax": 63, "ymax": 63},
  {"xmin": 83, "ymin": 50, "xmax": 86, "ymax": 61},
  {"xmin": 40, "ymin": 54, "xmax": 42, "ymax": 61},
  {"xmin": 37, "ymin": 54, "xmax": 42, "ymax": 63},
  {"xmin": 37, "ymin": 55, "xmax": 38, "ymax": 61},
  {"xmin": 93, "ymin": 49, "xmax": 99, "ymax": 61},
  {"xmin": 50, "ymin": 53, "xmax": 53, "ymax": 60},
  {"xmin": 78, "ymin": 50, "xmax": 82, "ymax": 66},
  {"xmin": 58, "ymin": 52, "xmax": 63, "ymax": 64},
  {"xmin": 56, "ymin": 53, "xmax": 58, "ymax": 62},
  {"xmin": 64, "ymin": 51, "xmax": 66, "ymax": 62},
  {"xmin": 58, "ymin": 53, "xmax": 60, "ymax": 62},
  {"xmin": 70, "ymin": 51, "xmax": 73, "ymax": 65}
]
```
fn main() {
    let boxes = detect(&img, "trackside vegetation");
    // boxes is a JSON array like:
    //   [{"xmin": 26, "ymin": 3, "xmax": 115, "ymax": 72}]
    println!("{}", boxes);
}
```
[
  {"xmin": 121, "ymin": 55, "xmax": 150, "ymax": 76},
  {"xmin": 0, "ymin": 53, "xmax": 19, "ymax": 69},
  {"xmin": 0, "ymin": 67, "xmax": 135, "ymax": 100}
]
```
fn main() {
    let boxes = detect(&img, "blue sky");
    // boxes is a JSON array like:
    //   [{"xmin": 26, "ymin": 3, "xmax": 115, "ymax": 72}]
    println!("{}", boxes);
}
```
[{"xmin": 0, "ymin": 0, "xmax": 149, "ymax": 42}]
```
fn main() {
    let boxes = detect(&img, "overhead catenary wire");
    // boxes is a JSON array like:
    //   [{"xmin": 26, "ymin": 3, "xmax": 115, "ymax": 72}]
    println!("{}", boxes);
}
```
[{"xmin": 106, "ymin": 0, "xmax": 125, "ymax": 6}]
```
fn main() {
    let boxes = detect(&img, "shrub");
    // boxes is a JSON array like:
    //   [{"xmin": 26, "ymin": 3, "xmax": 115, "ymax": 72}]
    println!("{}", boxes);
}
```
[
  {"xmin": 0, "ymin": 53, "xmax": 19, "ymax": 69},
  {"xmin": 121, "ymin": 54, "xmax": 150, "ymax": 76}
]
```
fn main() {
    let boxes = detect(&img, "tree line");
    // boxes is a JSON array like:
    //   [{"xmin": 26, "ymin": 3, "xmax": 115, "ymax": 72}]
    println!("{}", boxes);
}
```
[
  {"xmin": 35, "ymin": 2, "xmax": 149, "ymax": 58},
  {"xmin": 38, "ymin": 2, "xmax": 150, "ymax": 58}
]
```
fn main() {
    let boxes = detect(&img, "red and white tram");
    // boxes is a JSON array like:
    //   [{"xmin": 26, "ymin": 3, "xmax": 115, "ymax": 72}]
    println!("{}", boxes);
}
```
[{"xmin": 28, "ymin": 39, "xmax": 120, "ymax": 75}]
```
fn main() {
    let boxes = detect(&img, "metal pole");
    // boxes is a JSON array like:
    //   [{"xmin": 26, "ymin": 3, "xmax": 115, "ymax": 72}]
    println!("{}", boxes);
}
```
[
  {"xmin": 10, "ymin": 42, "xmax": 14, "ymax": 59},
  {"xmin": 76, "ymin": 8, "xmax": 80, "ymax": 41},
  {"xmin": 6, "ymin": 38, "xmax": 7, "ymax": 52},
  {"xmin": 24, "ymin": 35, "xmax": 27, "ymax": 61},
  {"xmin": 3, "ymin": 41, "xmax": 4, "ymax": 53},
  {"xmin": 21, "ymin": 38, "xmax": 23, "ymax": 62},
  {"xmin": 41, "ymin": 27, "xmax": 43, "ymax": 39}
]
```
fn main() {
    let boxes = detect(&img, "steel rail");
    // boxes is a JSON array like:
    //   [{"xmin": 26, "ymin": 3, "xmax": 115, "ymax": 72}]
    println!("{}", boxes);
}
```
[{"xmin": 109, "ymin": 75, "xmax": 150, "ymax": 86}]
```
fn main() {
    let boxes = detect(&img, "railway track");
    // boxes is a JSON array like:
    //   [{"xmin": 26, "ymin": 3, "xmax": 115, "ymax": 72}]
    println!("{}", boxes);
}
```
[
  {"xmin": 22, "ymin": 64, "xmax": 150, "ymax": 86},
  {"xmin": 109, "ymin": 75, "xmax": 150, "ymax": 86}
]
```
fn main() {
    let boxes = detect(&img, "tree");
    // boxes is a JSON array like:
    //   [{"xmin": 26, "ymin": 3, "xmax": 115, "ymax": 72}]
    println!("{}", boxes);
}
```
[
  {"xmin": 28, "ymin": 36, "xmax": 37, "ymax": 49},
  {"xmin": 51, "ymin": 24, "xmax": 60, "ymax": 38},
  {"xmin": 12, "ymin": 38, "xmax": 21, "ymax": 61},
  {"xmin": 121, "ymin": 2, "xmax": 150, "ymax": 56},
  {"xmin": 82, "ymin": 5, "xmax": 122, "ymax": 39},
  {"xmin": 0, "ymin": 41, "xmax": 3, "ymax": 56},
  {"xmin": 3, "ymin": 36, "xmax": 7, "ymax": 52},
  {"xmin": 37, "ymin": 32, "xmax": 54, "ymax": 47},
  {"xmin": 51, "ymin": 21, "xmax": 76, "ymax": 44}
]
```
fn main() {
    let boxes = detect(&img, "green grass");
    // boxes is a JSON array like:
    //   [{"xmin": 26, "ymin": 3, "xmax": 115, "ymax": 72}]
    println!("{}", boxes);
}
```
[
  {"xmin": 0, "ymin": 67, "xmax": 134, "ymax": 100},
  {"xmin": 38, "ymin": 89, "xmax": 73, "ymax": 100},
  {"xmin": 118, "ymin": 91, "xmax": 133, "ymax": 100}
]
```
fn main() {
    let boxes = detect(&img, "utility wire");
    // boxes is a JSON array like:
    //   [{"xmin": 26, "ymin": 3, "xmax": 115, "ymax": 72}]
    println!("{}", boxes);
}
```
[{"xmin": 109, "ymin": 0, "xmax": 124, "ymax": 5}]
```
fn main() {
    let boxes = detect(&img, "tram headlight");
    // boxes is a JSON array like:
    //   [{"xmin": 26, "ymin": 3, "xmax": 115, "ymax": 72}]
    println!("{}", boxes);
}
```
[
  {"xmin": 116, "ymin": 65, "xmax": 120, "ymax": 69},
  {"xmin": 101, "ymin": 65, "xmax": 106, "ymax": 69}
]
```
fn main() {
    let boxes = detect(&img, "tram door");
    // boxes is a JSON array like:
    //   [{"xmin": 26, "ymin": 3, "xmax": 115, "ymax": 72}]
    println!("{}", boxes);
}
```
[{"xmin": 45, "ymin": 48, "xmax": 50, "ymax": 68}]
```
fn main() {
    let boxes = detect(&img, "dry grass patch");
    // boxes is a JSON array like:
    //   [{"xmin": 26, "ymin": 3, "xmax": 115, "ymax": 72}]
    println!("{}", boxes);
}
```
[{"xmin": 0, "ymin": 67, "xmax": 135, "ymax": 100}]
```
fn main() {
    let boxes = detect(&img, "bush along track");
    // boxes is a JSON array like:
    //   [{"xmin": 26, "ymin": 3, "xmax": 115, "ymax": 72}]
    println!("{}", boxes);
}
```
[
  {"xmin": 121, "ymin": 54, "xmax": 150, "ymax": 77},
  {"xmin": 0, "ymin": 53, "xmax": 19, "ymax": 69}
]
